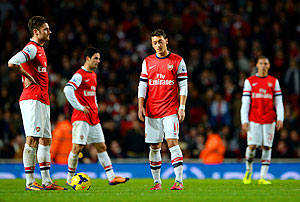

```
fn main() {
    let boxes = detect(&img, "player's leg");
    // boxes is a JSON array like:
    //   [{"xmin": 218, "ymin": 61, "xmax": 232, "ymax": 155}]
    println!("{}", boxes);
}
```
[
  {"xmin": 164, "ymin": 115, "xmax": 183, "ymax": 190},
  {"xmin": 258, "ymin": 146, "xmax": 272, "ymax": 184},
  {"xmin": 38, "ymin": 103, "xmax": 67, "ymax": 190},
  {"xmin": 243, "ymin": 122, "xmax": 261, "ymax": 184},
  {"xmin": 66, "ymin": 121, "xmax": 88, "ymax": 184},
  {"xmin": 24, "ymin": 136, "xmax": 41, "ymax": 190},
  {"xmin": 89, "ymin": 123, "xmax": 129, "ymax": 185},
  {"xmin": 259, "ymin": 123, "xmax": 275, "ymax": 185},
  {"xmin": 38, "ymin": 137, "xmax": 52, "ymax": 186},
  {"xmin": 145, "ymin": 116, "xmax": 163, "ymax": 190},
  {"xmin": 149, "ymin": 143, "xmax": 162, "ymax": 190},
  {"xmin": 19, "ymin": 100, "xmax": 43, "ymax": 190},
  {"xmin": 66, "ymin": 143, "xmax": 84, "ymax": 184},
  {"xmin": 243, "ymin": 144, "xmax": 256, "ymax": 184},
  {"xmin": 166, "ymin": 139, "xmax": 183, "ymax": 190}
]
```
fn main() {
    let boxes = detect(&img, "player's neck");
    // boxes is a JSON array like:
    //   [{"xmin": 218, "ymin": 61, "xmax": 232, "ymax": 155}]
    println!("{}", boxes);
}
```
[
  {"xmin": 257, "ymin": 71, "xmax": 268, "ymax": 77},
  {"xmin": 156, "ymin": 50, "xmax": 169, "ymax": 58},
  {"xmin": 83, "ymin": 64, "xmax": 93, "ymax": 72},
  {"xmin": 31, "ymin": 36, "xmax": 45, "ymax": 46}
]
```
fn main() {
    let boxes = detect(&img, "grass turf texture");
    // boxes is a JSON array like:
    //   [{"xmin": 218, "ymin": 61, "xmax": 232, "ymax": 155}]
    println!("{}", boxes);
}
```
[{"xmin": 0, "ymin": 179, "xmax": 299, "ymax": 201}]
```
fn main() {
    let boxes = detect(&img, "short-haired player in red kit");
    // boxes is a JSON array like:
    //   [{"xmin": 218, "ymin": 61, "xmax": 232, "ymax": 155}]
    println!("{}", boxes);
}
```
[
  {"xmin": 64, "ymin": 47, "xmax": 129, "ymax": 186},
  {"xmin": 8, "ymin": 16, "xmax": 66, "ymax": 190},
  {"xmin": 241, "ymin": 56, "xmax": 284, "ymax": 185},
  {"xmin": 138, "ymin": 29, "xmax": 188, "ymax": 190}
]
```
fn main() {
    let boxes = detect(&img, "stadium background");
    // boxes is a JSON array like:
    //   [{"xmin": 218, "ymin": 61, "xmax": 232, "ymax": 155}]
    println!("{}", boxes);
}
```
[{"xmin": 0, "ymin": 0, "xmax": 299, "ymax": 171}]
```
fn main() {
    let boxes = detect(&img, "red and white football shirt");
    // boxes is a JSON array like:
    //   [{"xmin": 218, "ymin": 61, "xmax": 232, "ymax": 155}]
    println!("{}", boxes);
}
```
[
  {"xmin": 139, "ymin": 52, "xmax": 188, "ymax": 118},
  {"xmin": 241, "ymin": 75, "xmax": 283, "ymax": 124},
  {"xmin": 19, "ymin": 40, "xmax": 49, "ymax": 105},
  {"xmin": 67, "ymin": 67, "xmax": 100, "ymax": 125}
]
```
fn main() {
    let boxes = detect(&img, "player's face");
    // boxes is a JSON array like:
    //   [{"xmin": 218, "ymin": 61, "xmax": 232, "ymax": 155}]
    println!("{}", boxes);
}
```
[
  {"xmin": 256, "ymin": 58, "xmax": 270, "ymax": 76},
  {"xmin": 88, "ymin": 53, "xmax": 101, "ymax": 70},
  {"xmin": 151, "ymin": 36, "xmax": 168, "ymax": 56},
  {"xmin": 36, "ymin": 23, "xmax": 51, "ymax": 42}
]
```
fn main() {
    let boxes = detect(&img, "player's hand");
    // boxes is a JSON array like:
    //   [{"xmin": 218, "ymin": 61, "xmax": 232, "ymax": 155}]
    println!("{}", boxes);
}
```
[
  {"xmin": 241, "ymin": 123, "xmax": 249, "ymax": 134},
  {"xmin": 178, "ymin": 109, "xmax": 185, "ymax": 123},
  {"xmin": 82, "ymin": 106, "xmax": 90, "ymax": 114},
  {"xmin": 276, "ymin": 120, "xmax": 283, "ymax": 131},
  {"xmin": 138, "ymin": 107, "xmax": 145, "ymax": 122},
  {"xmin": 24, "ymin": 76, "xmax": 39, "ymax": 88}
]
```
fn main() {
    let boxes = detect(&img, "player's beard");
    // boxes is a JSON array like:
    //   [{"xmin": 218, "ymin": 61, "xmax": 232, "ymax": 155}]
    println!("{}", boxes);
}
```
[{"xmin": 40, "ymin": 34, "xmax": 50, "ymax": 42}]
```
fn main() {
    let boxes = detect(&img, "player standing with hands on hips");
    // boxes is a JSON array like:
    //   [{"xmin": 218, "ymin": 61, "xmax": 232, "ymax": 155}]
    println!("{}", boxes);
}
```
[
  {"xmin": 64, "ymin": 47, "xmax": 129, "ymax": 186},
  {"xmin": 241, "ymin": 56, "xmax": 284, "ymax": 185},
  {"xmin": 8, "ymin": 16, "xmax": 66, "ymax": 190},
  {"xmin": 138, "ymin": 29, "xmax": 188, "ymax": 190}
]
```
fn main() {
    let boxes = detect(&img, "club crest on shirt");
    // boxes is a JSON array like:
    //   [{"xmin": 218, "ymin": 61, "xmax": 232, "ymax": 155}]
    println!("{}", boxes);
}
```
[
  {"xmin": 167, "ymin": 63, "xmax": 173, "ymax": 71},
  {"xmin": 80, "ymin": 135, "xmax": 84, "ymax": 140},
  {"xmin": 268, "ymin": 82, "xmax": 273, "ymax": 87},
  {"xmin": 36, "ymin": 127, "xmax": 40, "ymax": 132}
]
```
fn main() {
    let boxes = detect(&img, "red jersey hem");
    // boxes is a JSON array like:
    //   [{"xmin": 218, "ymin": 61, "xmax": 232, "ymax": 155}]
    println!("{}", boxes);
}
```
[
  {"xmin": 19, "ymin": 98, "xmax": 50, "ymax": 105},
  {"xmin": 146, "ymin": 112, "xmax": 177, "ymax": 119}
]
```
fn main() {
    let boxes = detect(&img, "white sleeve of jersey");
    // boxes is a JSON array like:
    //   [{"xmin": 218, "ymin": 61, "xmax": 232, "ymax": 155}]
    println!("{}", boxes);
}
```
[
  {"xmin": 95, "ymin": 96, "xmax": 98, "ymax": 108},
  {"xmin": 274, "ymin": 79, "xmax": 284, "ymax": 121},
  {"xmin": 240, "ymin": 79, "xmax": 251, "ymax": 124},
  {"xmin": 22, "ymin": 44, "xmax": 37, "ymax": 61},
  {"xmin": 138, "ymin": 60, "xmax": 148, "ymax": 98},
  {"xmin": 8, "ymin": 44, "xmax": 37, "ymax": 64},
  {"xmin": 8, "ymin": 52, "xmax": 27, "ymax": 65},
  {"xmin": 177, "ymin": 59, "xmax": 188, "ymax": 96},
  {"xmin": 63, "ymin": 85, "xmax": 84, "ymax": 111},
  {"xmin": 67, "ymin": 73, "xmax": 82, "ymax": 90}
]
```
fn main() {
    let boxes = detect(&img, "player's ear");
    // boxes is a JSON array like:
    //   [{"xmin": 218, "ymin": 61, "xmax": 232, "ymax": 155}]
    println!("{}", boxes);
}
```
[
  {"xmin": 33, "ymin": 28, "xmax": 39, "ymax": 36},
  {"xmin": 165, "ymin": 38, "xmax": 168, "ymax": 45}
]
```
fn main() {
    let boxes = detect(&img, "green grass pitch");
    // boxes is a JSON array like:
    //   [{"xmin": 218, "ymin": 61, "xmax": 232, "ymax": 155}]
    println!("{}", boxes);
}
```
[{"xmin": 0, "ymin": 179, "xmax": 299, "ymax": 201}]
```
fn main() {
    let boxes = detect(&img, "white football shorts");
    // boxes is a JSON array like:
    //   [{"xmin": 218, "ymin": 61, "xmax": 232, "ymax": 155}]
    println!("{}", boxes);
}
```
[
  {"xmin": 247, "ymin": 121, "xmax": 276, "ymax": 147},
  {"xmin": 19, "ymin": 100, "xmax": 51, "ymax": 138},
  {"xmin": 145, "ymin": 114, "xmax": 180, "ymax": 143},
  {"xmin": 72, "ymin": 121, "xmax": 105, "ymax": 145}
]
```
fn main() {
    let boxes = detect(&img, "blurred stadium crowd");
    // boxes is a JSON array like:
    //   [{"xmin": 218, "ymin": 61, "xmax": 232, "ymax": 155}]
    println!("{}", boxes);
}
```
[{"xmin": 0, "ymin": 0, "xmax": 299, "ymax": 162}]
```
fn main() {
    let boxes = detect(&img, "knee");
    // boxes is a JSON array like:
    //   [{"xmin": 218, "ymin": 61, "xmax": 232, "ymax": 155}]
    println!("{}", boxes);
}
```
[
  {"xmin": 167, "ymin": 139, "xmax": 178, "ymax": 148},
  {"xmin": 262, "ymin": 146, "xmax": 271, "ymax": 150},
  {"xmin": 150, "ymin": 143, "xmax": 161, "ymax": 150},
  {"xmin": 248, "ymin": 145, "xmax": 256, "ymax": 151},
  {"xmin": 26, "ymin": 137, "xmax": 39, "ymax": 148},
  {"xmin": 94, "ymin": 143, "xmax": 107, "ymax": 153},
  {"xmin": 72, "ymin": 144, "xmax": 84, "ymax": 154},
  {"xmin": 39, "ymin": 138, "xmax": 52, "ymax": 146}
]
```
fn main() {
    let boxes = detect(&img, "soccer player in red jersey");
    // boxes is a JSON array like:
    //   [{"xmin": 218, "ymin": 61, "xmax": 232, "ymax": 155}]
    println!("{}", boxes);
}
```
[
  {"xmin": 64, "ymin": 47, "xmax": 129, "ymax": 186},
  {"xmin": 138, "ymin": 29, "xmax": 188, "ymax": 190},
  {"xmin": 8, "ymin": 16, "xmax": 66, "ymax": 190},
  {"xmin": 240, "ymin": 56, "xmax": 284, "ymax": 185}
]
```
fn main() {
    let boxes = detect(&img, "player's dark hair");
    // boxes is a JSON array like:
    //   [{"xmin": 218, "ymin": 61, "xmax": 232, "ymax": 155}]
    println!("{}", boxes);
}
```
[
  {"xmin": 84, "ymin": 47, "xmax": 100, "ymax": 60},
  {"xmin": 28, "ymin": 16, "xmax": 48, "ymax": 37},
  {"xmin": 256, "ymin": 55, "xmax": 268, "ymax": 63},
  {"xmin": 150, "ymin": 29, "xmax": 167, "ymax": 40}
]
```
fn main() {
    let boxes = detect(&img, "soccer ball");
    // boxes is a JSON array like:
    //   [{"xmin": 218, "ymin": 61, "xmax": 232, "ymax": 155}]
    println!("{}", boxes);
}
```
[{"xmin": 70, "ymin": 173, "xmax": 91, "ymax": 190}]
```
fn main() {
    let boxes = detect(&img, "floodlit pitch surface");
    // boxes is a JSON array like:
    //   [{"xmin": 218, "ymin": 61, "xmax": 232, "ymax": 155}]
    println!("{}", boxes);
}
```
[{"xmin": 0, "ymin": 179, "xmax": 299, "ymax": 201}]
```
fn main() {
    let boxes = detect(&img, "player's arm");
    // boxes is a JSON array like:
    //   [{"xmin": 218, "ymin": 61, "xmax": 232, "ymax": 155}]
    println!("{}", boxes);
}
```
[
  {"xmin": 64, "ymin": 73, "xmax": 89, "ymax": 114},
  {"xmin": 177, "ymin": 59, "xmax": 188, "ymax": 123},
  {"xmin": 274, "ymin": 79, "xmax": 284, "ymax": 131},
  {"xmin": 138, "ymin": 60, "xmax": 148, "ymax": 122},
  {"xmin": 8, "ymin": 45, "xmax": 38, "ymax": 87},
  {"xmin": 240, "ymin": 79, "xmax": 251, "ymax": 133}
]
